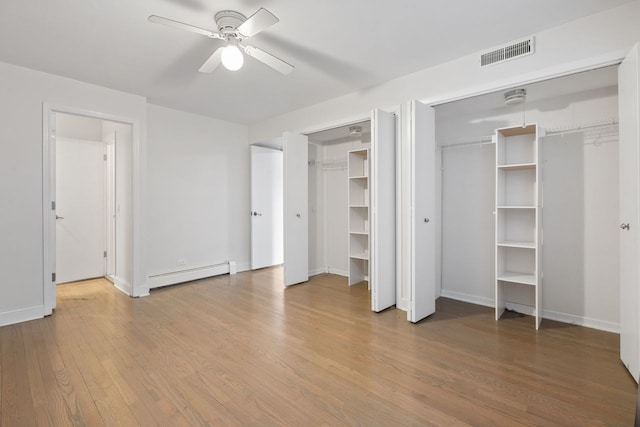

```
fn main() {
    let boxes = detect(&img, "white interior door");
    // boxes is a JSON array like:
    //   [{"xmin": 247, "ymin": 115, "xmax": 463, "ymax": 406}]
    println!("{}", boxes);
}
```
[
  {"xmin": 408, "ymin": 101, "xmax": 437, "ymax": 323},
  {"xmin": 56, "ymin": 138, "xmax": 106, "ymax": 284},
  {"xmin": 283, "ymin": 132, "xmax": 309, "ymax": 286},
  {"xmin": 619, "ymin": 42, "xmax": 640, "ymax": 383},
  {"xmin": 251, "ymin": 145, "xmax": 284, "ymax": 270},
  {"xmin": 371, "ymin": 109, "xmax": 396, "ymax": 312}
]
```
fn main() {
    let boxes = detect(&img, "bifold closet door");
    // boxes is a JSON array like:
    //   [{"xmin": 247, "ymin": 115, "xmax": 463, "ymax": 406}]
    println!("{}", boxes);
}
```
[
  {"xmin": 408, "ymin": 100, "xmax": 436, "ymax": 323},
  {"xmin": 370, "ymin": 109, "xmax": 396, "ymax": 312},
  {"xmin": 283, "ymin": 132, "xmax": 309, "ymax": 286},
  {"xmin": 619, "ymin": 42, "xmax": 640, "ymax": 383}
]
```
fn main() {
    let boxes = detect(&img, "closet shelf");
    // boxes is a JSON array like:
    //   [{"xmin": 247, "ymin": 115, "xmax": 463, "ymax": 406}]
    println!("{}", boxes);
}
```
[
  {"xmin": 349, "ymin": 204, "xmax": 369, "ymax": 208},
  {"xmin": 497, "ymin": 241, "xmax": 535, "ymax": 249},
  {"xmin": 495, "ymin": 123, "xmax": 542, "ymax": 329},
  {"xmin": 497, "ymin": 163, "xmax": 536, "ymax": 170},
  {"xmin": 350, "ymin": 253, "xmax": 369, "ymax": 261},
  {"xmin": 349, "ymin": 175, "xmax": 368, "ymax": 180},
  {"xmin": 497, "ymin": 272, "xmax": 537, "ymax": 286},
  {"xmin": 349, "ymin": 231, "xmax": 368, "ymax": 236}
]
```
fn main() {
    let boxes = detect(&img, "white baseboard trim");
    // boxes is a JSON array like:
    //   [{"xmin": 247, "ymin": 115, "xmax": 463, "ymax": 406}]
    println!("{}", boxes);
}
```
[
  {"xmin": 235, "ymin": 261, "xmax": 251, "ymax": 273},
  {"xmin": 504, "ymin": 301, "xmax": 535, "ymax": 316},
  {"xmin": 309, "ymin": 267, "xmax": 327, "ymax": 277},
  {"xmin": 133, "ymin": 283, "xmax": 150, "ymax": 298},
  {"xmin": 309, "ymin": 267, "xmax": 349, "ymax": 278},
  {"xmin": 328, "ymin": 268, "xmax": 348, "ymax": 277},
  {"xmin": 147, "ymin": 262, "xmax": 232, "ymax": 289},
  {"xmin": 441, "ymin": 290, "xmax": 619, "ymax": 333},
  {"xmin": 114, "ymin": 276, "xmax": 132, "ymax": 296},
  {"xmin": 0, "ymin": 305, "xmax": 45, "ymax": 327},
  {"xmin": 541, "ymin": 307, "xmax": 619, "ymax": 333},
  {"xmin": 440, "ymin": 289, "xmax": 494, "ymax": 308}
]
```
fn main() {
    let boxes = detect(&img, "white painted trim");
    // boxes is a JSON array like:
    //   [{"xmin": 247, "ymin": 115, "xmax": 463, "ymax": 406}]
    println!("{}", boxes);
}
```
[
  {"xmin": 327, "ymin": 268, "xmax": 348, "ymax": 277},
  {"xmin": 114, "ymin": 277, "xmax": 133, "ymax": 296},
  {"xmin": 441, "ymin": 290, "xmax": 620, "ymax": 333},
  {"xmin": 42, "ymin": 104, "xmax": 55, "ymax": 315},
  {"xmin": 440, "ymin": 289, "xmax": 495, "ymax": 308},
  {"xmin": 235, "ymin": 261, "xmax": 251, "ymax": 273},
  {"xmin": 295, "ymin": 113, "xmax": 371, "ymax": 136},
  {"xmin": 421, "ymin": 50, "xmax": 626, "ymax": 108},
  {"xmin": 148, "ymin": 263, "xmax": 231, "ymax": 289},
  {"xmin": 0, "ymin": 305, "xmax": 45, "ymax": 327},
  {"xmin": 309, "ymin": 267, "xmax": 328, "ymax": 276},
  {"xmin": 540, "ymin": 308, "xmax": 620, "ymax": 334},
  {"xmin": 42, "ymin": 103, "xmax": 146, "ymax": 305}
]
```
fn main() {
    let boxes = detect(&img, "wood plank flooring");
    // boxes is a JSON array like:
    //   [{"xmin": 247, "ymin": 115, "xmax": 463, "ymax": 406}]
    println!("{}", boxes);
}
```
[{"xmin": 0, "ymin": 268, "xmax": 636, "ymax": 426}]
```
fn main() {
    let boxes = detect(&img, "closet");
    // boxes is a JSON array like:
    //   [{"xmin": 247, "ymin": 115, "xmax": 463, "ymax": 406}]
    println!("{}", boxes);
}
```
[
  {"xmin": 409, "ymin": 65, "xmax": 623, "ymax": 331},
  {"xmin": 303, "ymin": 109, "xmax": 397, "ymax": 312}
]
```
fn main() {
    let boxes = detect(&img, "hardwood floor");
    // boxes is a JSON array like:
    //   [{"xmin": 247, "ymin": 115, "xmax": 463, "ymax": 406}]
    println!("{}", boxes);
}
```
[{"xmin": 0, "ymin": 268, "xmax": 636, "ymax": 426}]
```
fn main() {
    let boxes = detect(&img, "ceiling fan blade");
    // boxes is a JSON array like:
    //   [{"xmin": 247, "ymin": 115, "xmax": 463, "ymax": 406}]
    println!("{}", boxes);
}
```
[
  {"xmin": 243, "ymin": 45, "xmax": 294, "ymax": 75},
  {"xmin": 148, "ymin": 15, "xmax": 222, "ymax": 39},
  {"xmin": 198, "ymin": 47, "xmax": 224, "ymax": 73},
  {"xmin": 237, "ymin": 8, "xmax": 279, "ymax": 38}
]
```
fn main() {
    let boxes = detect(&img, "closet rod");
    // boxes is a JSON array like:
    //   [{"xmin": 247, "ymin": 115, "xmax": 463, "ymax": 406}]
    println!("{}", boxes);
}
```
[
  {"xmin": 543, "ymin": 119, "xmax": 618, "ymax": 137},
  {"xmin": 438, "ymin": 119, "xmax": 619, "ymax": 151},
  {"xmin": 438, "ymin": 135, "xmax": 494, "ymax": 151}
]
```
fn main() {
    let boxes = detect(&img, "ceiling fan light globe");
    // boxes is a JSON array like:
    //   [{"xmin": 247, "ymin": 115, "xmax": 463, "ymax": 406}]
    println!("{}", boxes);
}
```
[{"xmin": 221, "ymin": 45, "xmax": 244, "ymax": 71}]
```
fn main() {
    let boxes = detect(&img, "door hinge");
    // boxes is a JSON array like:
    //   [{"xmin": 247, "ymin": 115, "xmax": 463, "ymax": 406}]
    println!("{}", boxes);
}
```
[
  {"xmin": 51, "ymin": 201, "xmax": 56, "ymax": 211},
  {"xmin": 104, "ymin": 251, "xmax": 107, "ymax": 258},
  {"xmin": 52, "ymin": 272, "xmax": 56, "ymax": 282}
]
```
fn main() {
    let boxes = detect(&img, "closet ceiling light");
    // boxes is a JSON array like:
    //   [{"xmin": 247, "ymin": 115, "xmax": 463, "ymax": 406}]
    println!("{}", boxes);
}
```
[
  {"xmin": 504, "ymin": 88, "xmax": 527, "ymax": 105},
  {"xmin": 349, "ymin": 126, "xmax": 363, "ymax": 137}
]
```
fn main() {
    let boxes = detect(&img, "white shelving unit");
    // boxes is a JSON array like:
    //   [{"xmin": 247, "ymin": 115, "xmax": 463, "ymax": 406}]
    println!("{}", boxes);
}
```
[
  {"xmin": 348, "ymin": 149, "xmax": 369, "ymax": 286},
  {"xmin": 495, "ymin": 124, "xmax": 543, "ymax": 329}
]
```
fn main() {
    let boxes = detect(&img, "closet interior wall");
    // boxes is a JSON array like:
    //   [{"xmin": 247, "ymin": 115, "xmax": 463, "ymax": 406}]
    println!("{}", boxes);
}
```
[
  {"xmin": 434, "ymin": 68, "xmax": 620, "ymax": 330},
  {"xmin": 308, "ymin": 136, "xmax": 371, "ymax": 277}
]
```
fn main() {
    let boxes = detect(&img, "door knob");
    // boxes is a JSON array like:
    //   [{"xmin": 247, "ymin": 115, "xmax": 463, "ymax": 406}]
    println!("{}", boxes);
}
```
[
  {"xmin": 296, "ymin": 213, "xmax": 301, "ymax": 218},
  {"xmin": 251, "ymin": 211, "xmax": 262, "ymax": 216},
  {"xmin": 424, "ymin": 218, "xmax": 430, "ymax": 223},
  {"xmin": 621, "ymin": 223, "xmax": 630, "ymax": 230},
  {"xmin": 56, "ymin": 214, "xmax": 64, "ymax": 220}
]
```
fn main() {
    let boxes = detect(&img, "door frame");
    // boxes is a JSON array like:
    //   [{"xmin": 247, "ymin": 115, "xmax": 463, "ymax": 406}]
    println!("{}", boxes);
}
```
[
  {"xmin": 288, "ymin": 108, "xmax": 402, "ymax": 305},
  {"xmin": 42, "ymin": 103, "xmax": 147, "ymax": 315},
  {"xmin": 397, "ymin": 50, "xmax": 629, "ymax": 316}
]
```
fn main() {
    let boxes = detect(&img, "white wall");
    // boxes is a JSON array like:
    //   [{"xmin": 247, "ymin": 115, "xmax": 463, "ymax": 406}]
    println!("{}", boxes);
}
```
[
  {"xmin": 436, "ymin": 86, "xmax": 619, "ymax": 330},
  {"xmin": 146, "ymin": 104, "xmax": 250, "ymax": 285},
  {"xmin": 0, "ymin": 60, "xmax": 146, "ymax": 327}
]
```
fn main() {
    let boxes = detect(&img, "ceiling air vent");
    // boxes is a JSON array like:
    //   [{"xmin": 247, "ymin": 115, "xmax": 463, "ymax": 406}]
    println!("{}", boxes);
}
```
[{"xmin": 481, "ymin": 36, "xmax": 535, "ymax": 67}]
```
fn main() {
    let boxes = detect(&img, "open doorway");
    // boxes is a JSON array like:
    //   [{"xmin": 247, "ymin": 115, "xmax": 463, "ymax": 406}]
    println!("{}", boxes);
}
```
[
  {"xmin": 306, "ymin": 120, "xmax": 372, "ymax": 279},
  {"xmin": 43, "ymin": 106, "xmax": 137, "ymax": 312},
  {"xmin": 250, "ymin": 122, "xmax": 372, "ymax": 278},
  {"xmin": 55, "ymin": 113, "xmax": 115, "ymax": 284}
]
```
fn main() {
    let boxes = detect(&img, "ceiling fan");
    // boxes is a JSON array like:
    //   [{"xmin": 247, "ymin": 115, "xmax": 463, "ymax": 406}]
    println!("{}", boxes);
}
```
[{"xmin": 148, "ymin": 8, "xmax": 294, "ymax": 75}]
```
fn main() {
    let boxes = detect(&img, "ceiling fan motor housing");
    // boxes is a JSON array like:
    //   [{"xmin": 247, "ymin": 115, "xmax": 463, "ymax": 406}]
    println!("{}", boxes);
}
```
[{"xmin": 214, "ymin": 10, "xmax": 246, "ymax": 37}]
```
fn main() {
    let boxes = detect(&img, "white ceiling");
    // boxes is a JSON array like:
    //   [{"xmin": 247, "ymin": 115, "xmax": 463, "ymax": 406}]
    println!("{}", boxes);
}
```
[
  {"xmin": 308, "ymin": 120, "xmax": 371, "ymax": 145},
  {"xmin": 0, "ymin": 0, "xmax": 632, "ymax": 124},
  {"xmin": 436, "ymin": 65, "xmax": 619, "ymax": 118}
]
